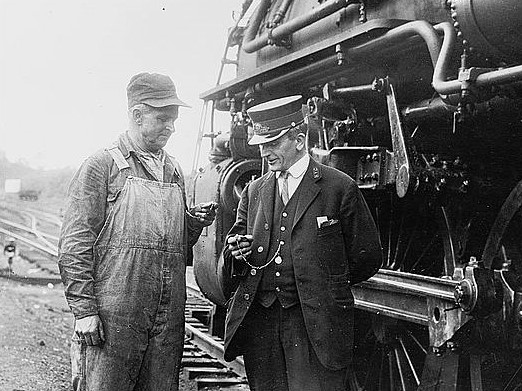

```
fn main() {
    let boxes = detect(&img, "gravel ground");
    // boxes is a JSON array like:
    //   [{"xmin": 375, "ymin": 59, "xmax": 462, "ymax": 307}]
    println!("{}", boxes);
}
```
[
  {"xmin": 0, "ymin": 254, "xmax": 192, "ymax": 391},
  {"xmin": 0, "ymin": 268, "xmax": 71, "ymax": 390}
]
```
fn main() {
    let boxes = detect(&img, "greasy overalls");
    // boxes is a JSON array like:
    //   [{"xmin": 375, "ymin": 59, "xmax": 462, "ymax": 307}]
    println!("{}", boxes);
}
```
[{"xmin": 71, "ymin": 147, "xmax": 187, "ymax": 391}]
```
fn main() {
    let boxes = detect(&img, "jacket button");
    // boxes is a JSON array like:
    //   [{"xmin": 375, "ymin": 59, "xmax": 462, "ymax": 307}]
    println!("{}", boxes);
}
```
[
  {"xmin": 264, "ymin": 223, "xmax": 269, "ymax": 230},
  {"xmin": 282, "ymin": 212, "xmax": 288, "ymax": 217},
  {"xmin": 243, "ymin": 294, "xmax": 250, "ymax": 301},
  {"xmin": 280, "ymin": 226, "xmax": 286, "ymax": 232},
  {"xmin": 257, "ymin": 246, "xmax": 264, "ymax": 253},
  {"xmin": 250, "ymin": 269, "xmax": 257, "ymax": 276}
]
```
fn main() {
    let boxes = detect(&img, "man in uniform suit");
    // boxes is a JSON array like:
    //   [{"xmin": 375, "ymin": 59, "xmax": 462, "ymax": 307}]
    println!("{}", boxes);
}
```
[{"xmin": 223, "ymin": 95, "xmax": 383, "ymax": 390}]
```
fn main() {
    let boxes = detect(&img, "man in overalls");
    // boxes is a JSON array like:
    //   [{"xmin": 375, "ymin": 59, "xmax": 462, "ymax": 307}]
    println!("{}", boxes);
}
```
[{"xmin": 58, "ymin": 72, "xmax": 216, "ymax": 390}]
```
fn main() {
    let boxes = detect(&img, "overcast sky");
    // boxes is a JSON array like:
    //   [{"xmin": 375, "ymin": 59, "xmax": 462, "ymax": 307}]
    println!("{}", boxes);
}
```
[{"xmin": 0, "ymin": 0, "xmax": 242, "ymax": 173}]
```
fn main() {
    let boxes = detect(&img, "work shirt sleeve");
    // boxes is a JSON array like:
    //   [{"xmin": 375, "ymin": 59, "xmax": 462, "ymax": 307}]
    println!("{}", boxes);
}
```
[
  {"xmin": 187, "ymin": 215, "xmax": 204, "ymax": 248},
  {"xmin": 168, "ymin": 156, "xmax": 203, "ymax": 249},
  {"xmin": 58, "ymin": 154, "xmax": 109, "ymax": 319}
]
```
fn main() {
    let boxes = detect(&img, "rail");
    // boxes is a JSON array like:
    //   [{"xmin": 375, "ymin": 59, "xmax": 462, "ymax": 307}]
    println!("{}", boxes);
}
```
[
  {"xmin": 0, "ymin": 226, "xmax": 58, "ymax": 257},
  {"xmin": 186, "ymin": 281, "xmax": 246, "ymax": 378}
]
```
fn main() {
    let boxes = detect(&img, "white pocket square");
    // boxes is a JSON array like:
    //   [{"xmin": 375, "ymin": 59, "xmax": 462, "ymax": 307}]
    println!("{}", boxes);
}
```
[{"xmin": 316, "ymin": 216, "xmax": 328, "ymax": 228}]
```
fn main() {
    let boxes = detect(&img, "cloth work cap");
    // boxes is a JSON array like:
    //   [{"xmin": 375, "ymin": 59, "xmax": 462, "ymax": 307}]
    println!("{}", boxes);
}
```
[
  {"xmin": 247, "ymin": 95, "xmax": 304, "ymax": 145},
  {"xmin": 127, "ymin": 72, "xmax": 190, "ymax": 108}
]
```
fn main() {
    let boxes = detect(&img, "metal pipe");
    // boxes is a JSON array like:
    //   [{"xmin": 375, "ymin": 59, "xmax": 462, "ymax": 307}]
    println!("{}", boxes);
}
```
[
  {"xmin": 243, "ymin": 0, "xmax": 355, "ymax": 53},
  {"xmin": 431, "ymin": 22, "xmax": 462, "ymax": 96},
  {"xmin": 401, "ymin": 96, "xmax": 456, "ymax": 120},
  {"xmin": 271, "ymin": 0, "xmax": 294, "ymax": 26},
  {"xmin": 346, "ymin": 20, "xmax": 441, "ymax": 68},
  {"xmin": 333, "ymin": 83, "xmax": 376, "ymax": 95},
  {"xmin": 402, "ymin": 92, "xmax": 522, "ymax": 121},
  {"xmin": 258, "ymin": 21, "xmax": 442, "ymax": 95},
  {"xmin": 474, "ymin": 65, "xmax": 522, "ymax": 86},
  {"xmin": 432, "ymin": 22, "xmax": 522, "ymax": 95},
  {"xmin": 242, "ymin": 0, "xmax": 271, "ymax": 54}
]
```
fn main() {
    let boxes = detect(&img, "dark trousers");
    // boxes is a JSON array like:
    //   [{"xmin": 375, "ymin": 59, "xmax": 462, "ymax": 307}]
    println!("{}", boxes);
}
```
[{"xmin": 242, "ymin": 301, "xmax": 349, "ymax": 391}]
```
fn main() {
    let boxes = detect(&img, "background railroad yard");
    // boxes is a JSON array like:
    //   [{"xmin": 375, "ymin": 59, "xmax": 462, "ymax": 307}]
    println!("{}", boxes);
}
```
[{"xmin": 0, "ymin": 196, "xmax": 248, "ymax": 391}]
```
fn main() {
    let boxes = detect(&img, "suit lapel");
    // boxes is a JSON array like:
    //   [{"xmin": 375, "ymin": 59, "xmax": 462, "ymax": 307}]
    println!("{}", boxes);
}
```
[
  {"xmin": 259, "ymin": 171, "xmax": 276, "ymax": 225},
  {"xmin": 293, "ymin": 159, "xmax": 322, "ymax": 229}
]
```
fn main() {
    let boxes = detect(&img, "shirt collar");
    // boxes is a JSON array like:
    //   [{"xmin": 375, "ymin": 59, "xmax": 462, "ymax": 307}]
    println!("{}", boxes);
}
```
[
  {"xmin": 120, "ymin": 131, "xmax": 164, "ymax": 161},
  {"xmin": 276, "ymin": 153, "xmax": 310, "ymax": 179}
]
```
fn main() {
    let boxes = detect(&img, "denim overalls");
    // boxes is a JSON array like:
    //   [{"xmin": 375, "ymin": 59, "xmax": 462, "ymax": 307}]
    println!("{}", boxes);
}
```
[{"xmin": 71, "ymin": 146, "xmax": 187, "ymax": 391}]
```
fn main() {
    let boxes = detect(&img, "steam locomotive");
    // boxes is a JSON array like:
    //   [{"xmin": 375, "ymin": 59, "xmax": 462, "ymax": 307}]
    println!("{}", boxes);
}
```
[{"xmin": 190, "ymin": 0, "xmax": 522, "ymax": 389}]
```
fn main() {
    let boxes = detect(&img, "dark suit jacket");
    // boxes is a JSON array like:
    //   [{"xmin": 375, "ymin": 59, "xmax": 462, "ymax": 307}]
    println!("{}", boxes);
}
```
[{"xmin": 223, "ymin": 158, "xmax": 382, "ymax": 370}]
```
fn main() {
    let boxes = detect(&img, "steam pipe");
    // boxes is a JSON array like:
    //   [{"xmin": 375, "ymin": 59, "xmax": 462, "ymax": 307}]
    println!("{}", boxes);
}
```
[
  {"xmin": 242, "ymin": 0, "xmax": 271, "ymax": 53},
  {"xmin": 347, "ymin": 20, "xmax": 441, "ymax": 68},
  {"xmin": 401, "ymin": 96, "xmax": 456, "ymax": 120},
  {"xmin": 402, "ymin": 93, "xmax": 522, "ymax": 121},
  {"xmin": 331, "ymin": 83, "xmax": 376, "ymax": 95},
  {"xmin": 432, "ymin": 22, "xmax": 522, "ymax": 95},
  {"xmin": 243, "ymin": 0, "xmax": 356, "ymax": 53},
  {"xmin": 431, "ymin": 22, "xmax": 463, "ymax": 95},
  {"xmin": 473, "ymin": 66, "xmax": 522, "ymax": 86},
  {"xmin": 259, "ymin": 21, "xmax": 443, "ymax": 93},
  {"xmin": 271, "ymin": 0, "xmax": 294, "ymax": 26}
]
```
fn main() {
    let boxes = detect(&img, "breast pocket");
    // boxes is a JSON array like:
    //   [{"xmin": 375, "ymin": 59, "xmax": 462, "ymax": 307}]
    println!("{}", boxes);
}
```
[{"xmin": 107, "ymin": 185, "xmax": 123, "ymax": 203}]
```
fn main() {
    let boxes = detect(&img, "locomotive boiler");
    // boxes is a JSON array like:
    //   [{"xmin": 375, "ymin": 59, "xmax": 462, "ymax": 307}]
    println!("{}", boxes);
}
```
[{"xmin": 190, "ymin": 0, "xmax": 522, "ymax": 389}]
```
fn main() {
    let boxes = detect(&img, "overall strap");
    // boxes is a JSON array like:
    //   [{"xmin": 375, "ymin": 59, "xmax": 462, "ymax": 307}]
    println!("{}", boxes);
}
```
[{"xmin": 107, "ymin": 146, "xmax": 130, "ymax": 171}]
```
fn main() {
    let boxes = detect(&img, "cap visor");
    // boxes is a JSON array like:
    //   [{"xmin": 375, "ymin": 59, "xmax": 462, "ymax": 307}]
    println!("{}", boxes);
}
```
[
  {"xmin": 143, "ymin": 97, "xmax": 191, "ymax": 108},
  {"xmin": 248, "ymin": 128, "xmax": 289, "ymax": 145}
]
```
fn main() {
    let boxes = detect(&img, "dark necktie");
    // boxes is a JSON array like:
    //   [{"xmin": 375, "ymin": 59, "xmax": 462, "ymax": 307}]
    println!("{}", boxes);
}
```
[{"xmin": 280, "ymin": 171, "xmax": 289, "ymax": 205}]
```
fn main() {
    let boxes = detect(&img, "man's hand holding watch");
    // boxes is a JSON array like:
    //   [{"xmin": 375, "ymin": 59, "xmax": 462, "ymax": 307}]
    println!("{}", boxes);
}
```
[{"xmin": 227, "ymin": 234, "xmax": 254, "ymax": 261}]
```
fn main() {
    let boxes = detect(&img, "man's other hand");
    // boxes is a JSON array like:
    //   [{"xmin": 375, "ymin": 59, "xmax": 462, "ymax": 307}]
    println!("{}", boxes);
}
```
[
  {"xmin": 75, "ymin": 315, "xmax": 105, "ymax": 346},
  {"xmin": 190, "ymin": 201, "xmax": 218, "ymax": 227}
]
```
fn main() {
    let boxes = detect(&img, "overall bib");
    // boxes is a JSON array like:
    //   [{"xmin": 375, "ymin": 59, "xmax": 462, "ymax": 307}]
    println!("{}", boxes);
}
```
[{"xmin": 72, "ymin": 148, "xmax": 187, "ymax": 391}]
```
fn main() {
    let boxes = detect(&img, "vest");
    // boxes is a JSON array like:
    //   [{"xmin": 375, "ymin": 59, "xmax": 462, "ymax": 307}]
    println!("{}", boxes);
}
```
[{"xmin": 256, "ymin": 181, "xmax": 301, "ymax": 308}]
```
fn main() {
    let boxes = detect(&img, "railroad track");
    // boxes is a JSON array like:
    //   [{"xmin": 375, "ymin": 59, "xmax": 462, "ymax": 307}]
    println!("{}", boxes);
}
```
[
  {"xmin": 0, "ymin": 204, "xmax": 60, "ymax": 278},
  {"xmin": 0, "ymin": 204, "xmax": 249, "ymax": 390},
  {"xmin": 185, "ymin": 282, "xmax": 249, "ymax": 390}
]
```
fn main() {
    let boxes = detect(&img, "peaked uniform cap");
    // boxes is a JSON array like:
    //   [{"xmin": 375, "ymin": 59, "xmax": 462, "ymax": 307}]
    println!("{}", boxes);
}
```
[
  {"xmin": 247, "ymin": 95, "xmax": 304, "ymax": 145},
  {"xmin": 127, "ymin": 72, "xmax": 190, "ymax": 108}
]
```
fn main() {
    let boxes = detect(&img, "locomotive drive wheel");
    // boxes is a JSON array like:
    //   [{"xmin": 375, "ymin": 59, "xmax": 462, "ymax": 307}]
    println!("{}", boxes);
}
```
[
  {"xmin": 368, "ymin": 192, "xmax": 457, "ymax": 277},
  {"xmin": 348, "ymin": 192, "xmax": 454, "ymax": 390},
  {"xmin": 349, "ymin": 313, "xmax": 429, "ymax": 391},
  {"xmin": 347, "ymin": 187, "xmax": 522, "ymax": 390},
  {"xmin": 475, "ymin": 179, "xmax": 522, "ymax": 390}
]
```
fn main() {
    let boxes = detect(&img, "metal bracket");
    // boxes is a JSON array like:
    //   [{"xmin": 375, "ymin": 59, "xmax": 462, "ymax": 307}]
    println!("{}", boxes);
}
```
[{"xmin": 384, "ymin": 77, "xmax": 411, "ymax": 198}]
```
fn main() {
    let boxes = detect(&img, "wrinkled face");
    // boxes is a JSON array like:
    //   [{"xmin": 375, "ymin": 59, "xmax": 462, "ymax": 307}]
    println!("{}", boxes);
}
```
[
  {"xmin": 136, "ymin": 105, "xmax": 179, "ymax": 152},
  {"xmin": 259, "ymin": 132, "xmax": 305, "ymax": 172}
]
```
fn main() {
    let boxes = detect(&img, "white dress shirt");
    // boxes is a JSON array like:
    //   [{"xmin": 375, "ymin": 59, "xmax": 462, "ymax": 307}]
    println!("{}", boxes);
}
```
[{"xmin": 276, "ymin": 153, "xmax": 310, "ymax": 200}]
